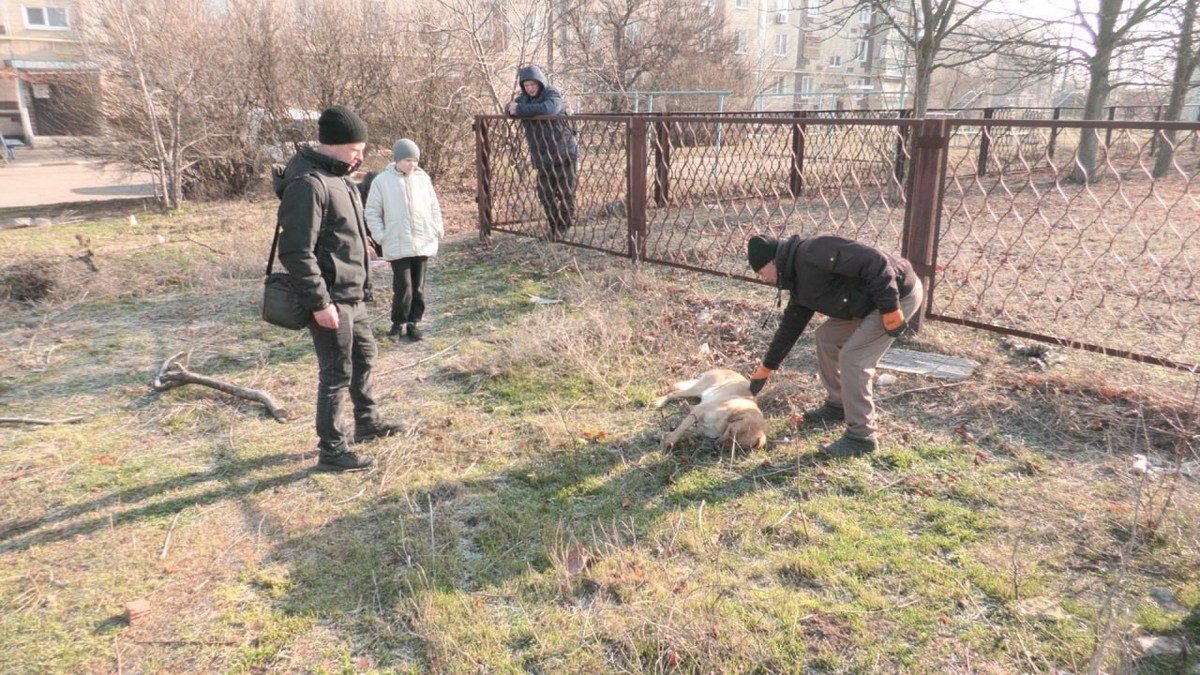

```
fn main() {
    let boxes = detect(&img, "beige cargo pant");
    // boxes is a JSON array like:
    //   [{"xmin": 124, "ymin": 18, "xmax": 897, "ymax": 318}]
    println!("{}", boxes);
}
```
[{"xmin": 813, "ymin": 277, "xmax": 924, "ymax": 440}]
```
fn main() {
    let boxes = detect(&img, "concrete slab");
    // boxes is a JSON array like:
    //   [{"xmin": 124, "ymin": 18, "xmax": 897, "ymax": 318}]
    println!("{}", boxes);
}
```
[{"xmin": 879, "ymin": 347, "xmax": 978, "ymax": 381}]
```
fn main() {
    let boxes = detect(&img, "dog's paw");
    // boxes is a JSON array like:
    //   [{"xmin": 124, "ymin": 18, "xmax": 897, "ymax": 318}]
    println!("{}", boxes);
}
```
[{"xmin": 652, "ymin": 395, "xmax": 669, "ymax": 408}]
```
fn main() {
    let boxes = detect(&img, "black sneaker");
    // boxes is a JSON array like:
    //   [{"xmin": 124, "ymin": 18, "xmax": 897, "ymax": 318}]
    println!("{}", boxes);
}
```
[
  {"xmin": 387, "ymin": 324, "xmax": 404, "ymax": 342},
  {"xmin": 802, "ymin": 402, "xmax": 845, "ymax": 425},
  {"xmin": 406, "ymin": 323, "xmax": 423, "ymax": 341},
  {"xmin": 315, "ymin": 450, "xmax": 374, "ymax": 472},
  {"xmin": 354, "ymin": 420, "xmax": 405, "ymax": 443}
]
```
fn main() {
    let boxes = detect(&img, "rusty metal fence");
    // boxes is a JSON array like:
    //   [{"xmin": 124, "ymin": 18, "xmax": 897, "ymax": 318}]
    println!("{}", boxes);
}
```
[{"xmin": 475, "ymin": 113, "xmax": 1200, "ymax": 373}]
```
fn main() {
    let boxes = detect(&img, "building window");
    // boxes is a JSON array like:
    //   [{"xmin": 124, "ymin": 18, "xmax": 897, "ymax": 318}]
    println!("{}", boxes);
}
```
[
  {"xmin": 736, "ymin": 0, "xmax": 749, "ymax": 9},
  {"xmin": 626, "ymin": 20, "xmax": 642, "ymax": 45},
  {"xmin": 806, "ymin": 0, "xmax": 820, "ymax": 18},
  {"xmin": 856, "ymin": 39, "xmax": 868, "ymax": 61},
  {"xmin": 800, "ymin": 76, "xmax": 814, "ymax": 94},
  {"xmin": 775, "ymin": 77, "xmax": 786, "ymax": 94},
  {"xmin": 829, "ymin": 54, "xmax": 842, "ymax": 66},
  {"xmin": 735, "ymin": 29, "xmax": 749, "ymax": 54},
  {"xmin": 523, "ymin": 14, "xmax": 544, "ymax": 41},
  {"xmin": 859, "ymin": 6, "xmax": 872, "ymax": 23},
  {"xmin": 775, "ymin": 34, "xmax": 788, "ymax": 56},
  {"xmin": 23, "ymin": 6, "xmax": 69, "ymax": 30}
]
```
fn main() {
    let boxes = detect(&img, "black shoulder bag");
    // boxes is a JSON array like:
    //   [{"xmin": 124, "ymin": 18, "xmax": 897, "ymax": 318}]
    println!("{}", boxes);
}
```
[{"xmin": 261, "ymin": 221, "xmax": 310, "ymax": 330}]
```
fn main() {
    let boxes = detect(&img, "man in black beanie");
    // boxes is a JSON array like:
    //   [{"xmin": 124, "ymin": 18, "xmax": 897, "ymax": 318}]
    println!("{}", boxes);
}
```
[
  {"xmin": 745, "ymin": 233, "xmax": 924, "ymax": 458},
  {"xmin": 273, "ymin": 105, "xmax": 403, "ymax": 472}
]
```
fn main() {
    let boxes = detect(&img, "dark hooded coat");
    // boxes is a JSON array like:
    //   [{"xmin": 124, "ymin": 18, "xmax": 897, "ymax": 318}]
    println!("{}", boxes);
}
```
[{"xmin": 508, "ymin": 64, "xmax": 577, "ymax": 169}]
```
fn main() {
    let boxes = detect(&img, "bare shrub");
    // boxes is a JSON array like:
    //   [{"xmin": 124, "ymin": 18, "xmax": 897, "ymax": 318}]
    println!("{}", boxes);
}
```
[{"xmin": 0, "ymin": 259, "xmax": 58, "ymax": 304}]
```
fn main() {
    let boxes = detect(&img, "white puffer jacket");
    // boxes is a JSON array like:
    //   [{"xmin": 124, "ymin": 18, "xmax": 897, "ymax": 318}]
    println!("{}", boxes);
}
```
[{"xmin": 364, "ymin": 164, "xmax": 444, "ymax": 260}]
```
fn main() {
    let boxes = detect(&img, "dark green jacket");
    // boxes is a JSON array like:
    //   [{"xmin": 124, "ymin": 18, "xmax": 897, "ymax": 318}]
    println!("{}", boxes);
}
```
[{"xmin": 273, "ymin": 145, "xmax": 372, "ymax": 311}]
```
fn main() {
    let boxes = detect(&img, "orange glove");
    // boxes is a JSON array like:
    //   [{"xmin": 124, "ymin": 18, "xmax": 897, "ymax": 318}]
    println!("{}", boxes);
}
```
[
  {"xmin": 882, "ymin": 309, "xmax": 905, "ymax": 337},
  {"xmin": 749, "ymin": 364, "xmax": 774, "ymax": 395}
]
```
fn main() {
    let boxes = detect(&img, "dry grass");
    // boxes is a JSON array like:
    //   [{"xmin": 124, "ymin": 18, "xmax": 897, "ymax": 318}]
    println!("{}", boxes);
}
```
[{"xmin": 0, "ymin": 197, "xmax": 1197, "ymax": 673}]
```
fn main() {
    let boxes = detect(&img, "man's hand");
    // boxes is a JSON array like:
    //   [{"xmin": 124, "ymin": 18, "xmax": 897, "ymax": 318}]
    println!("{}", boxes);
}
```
[
  {"xmin": 505, "ymin": 102, "xmax": 518, "ymax": 115},
  {"xmin": 749, "ymin": 364, "xmax": 774, "ymax": 396},
  {"xmin": 882, "ymin": 309, "xmax": 906, "ymax": 338},
  {"xmin": 313, "ymin": 304, "xmax": 340, "ymax": 330}
]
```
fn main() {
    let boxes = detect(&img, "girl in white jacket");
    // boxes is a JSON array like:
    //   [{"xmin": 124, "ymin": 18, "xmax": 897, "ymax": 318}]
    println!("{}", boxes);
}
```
[{"xmin": 365, "ymin": 139, "xmax": 444, "ymax": 341}]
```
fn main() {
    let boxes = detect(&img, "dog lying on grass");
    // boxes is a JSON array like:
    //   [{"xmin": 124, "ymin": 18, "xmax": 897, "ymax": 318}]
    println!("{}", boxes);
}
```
[{"xmin": 654, "ymin": 368, "xmax": 768, "ymax": 451}]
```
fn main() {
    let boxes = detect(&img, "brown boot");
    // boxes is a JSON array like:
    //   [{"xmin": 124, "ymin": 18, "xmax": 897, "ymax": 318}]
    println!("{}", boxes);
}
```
[
  {"xmin": 802, "ymin": 402, "xmax": 845, "ymax": 425},
  {"xmin": 820, "ymin": 433, "xmax": 878, "ymax": 458}
]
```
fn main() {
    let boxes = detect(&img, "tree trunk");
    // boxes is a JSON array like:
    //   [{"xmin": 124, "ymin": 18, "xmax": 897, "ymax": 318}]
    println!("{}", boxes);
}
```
[
  {"xmin": 1070, "ymin": 0, "xmax": 1123, "ymax": 184},
  {"xmin": 1152, "ymin": 0, "xmax": 1199, "ymax": 177},
  {"xmin": 911, "ymin": 36, "xmax": 936, "ymax": 118}
]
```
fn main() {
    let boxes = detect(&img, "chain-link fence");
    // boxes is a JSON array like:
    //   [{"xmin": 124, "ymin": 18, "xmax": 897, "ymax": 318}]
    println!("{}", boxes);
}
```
[{"xmin": 476, "ymin": 112, "xmax": 1200, "ymax": 374}]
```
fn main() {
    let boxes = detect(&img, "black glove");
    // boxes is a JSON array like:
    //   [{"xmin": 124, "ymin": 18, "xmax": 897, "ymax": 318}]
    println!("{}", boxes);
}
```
[{"xmin": 748, "ymin": 364, "xmax": 773, "ymax": 396}]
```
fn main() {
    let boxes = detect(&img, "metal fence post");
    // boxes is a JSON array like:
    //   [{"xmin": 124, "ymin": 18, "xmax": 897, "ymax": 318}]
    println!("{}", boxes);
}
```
[
  {"xmin": 789, "ymin": 111, "xmax": 806, "ymax": 197},
  {"xmin": 976, "ymin": 107, "xmax": 994, "ymax": 177},
  {"xmin": 474, "ymin": 117, "xmax": 493, "ymax": 242},
  {"xmin": 628, "ymin": 116, "xmax": 649, "ymax": 261},
  {"xmin": 901, "ymin": 118, "xmax": 950, "ymax": 313},
  {"xmin": 1048, "ymin": 107, "xmax": 1061, "ymax": 159},
  {"xmin": 1150, "ymin": 104, "xmax": 1163, "ymax": 156},
  {"xmin": 653, "ymin": 119, "xmax": 671, "ymax": 207}
]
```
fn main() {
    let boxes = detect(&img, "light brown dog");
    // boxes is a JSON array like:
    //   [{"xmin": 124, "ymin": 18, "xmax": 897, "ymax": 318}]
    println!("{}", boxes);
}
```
[{"xmin": 654, "ymin": 369, "xmax": 768, "ymax": 451}]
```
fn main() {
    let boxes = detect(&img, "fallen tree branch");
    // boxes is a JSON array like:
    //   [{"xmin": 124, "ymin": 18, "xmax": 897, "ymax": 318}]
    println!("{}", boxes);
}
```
[
  {"xmin": 152, "ymin": 352, "xmax": 290, "ymax": 422},
  {"xmin": 0, "ymin": 415, "xmax": 88, "ymax": 426}
]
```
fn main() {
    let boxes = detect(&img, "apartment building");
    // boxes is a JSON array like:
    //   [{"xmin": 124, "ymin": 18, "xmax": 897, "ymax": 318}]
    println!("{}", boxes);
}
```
[
  {"xmin": 1, "ymin": 0, "xmax": 98, "ymax": 144},
  {"xmin": 721, "ymin": 0, "xmax": 908, "ymax": 111}
]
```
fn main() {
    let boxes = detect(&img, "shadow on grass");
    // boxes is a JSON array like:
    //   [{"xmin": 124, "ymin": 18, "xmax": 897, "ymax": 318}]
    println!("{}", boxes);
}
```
[
  {"xmin": 0, "ymin": 452, "xmax": 310, "ymax": 554},
  {"xmin": 269, "ymin": 419, "xmax": 811, "ymax": 668}
]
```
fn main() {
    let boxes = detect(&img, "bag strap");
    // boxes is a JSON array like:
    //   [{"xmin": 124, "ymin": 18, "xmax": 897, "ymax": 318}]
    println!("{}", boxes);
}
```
[{"xmin": 265, "ymin": 171, "xmax": 331, "ymax": 278}]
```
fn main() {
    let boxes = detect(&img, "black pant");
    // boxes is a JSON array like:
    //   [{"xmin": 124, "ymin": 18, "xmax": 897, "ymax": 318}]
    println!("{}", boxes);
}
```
[
  {"xmin": 536, "ymin": 159, "xmax": 576, "ymax": 235},
  {"xmin": 308, "ymin": 301, "xmax": 381, "ymax": 454},
  {"xmin": 389, "ymin": 256, "xmax": 427, "ymax": 328}
]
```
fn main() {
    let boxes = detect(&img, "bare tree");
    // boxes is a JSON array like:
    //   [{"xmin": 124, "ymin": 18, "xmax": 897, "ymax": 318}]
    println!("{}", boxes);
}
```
[
  {"xmin": 1152, "ymin": 0, "xmax": 1199, "ymax": 177},
  {"xmin": 1066, "ymin": 0, "xmax": 1174, "ymax": 183},
  {"xmin": 559, "ymin": 0, "xmax": 738, "ymax": 110},
  {"xmin": 79, "ymin": 0, "xmax": 242, "ymax": 208},
  {"xmin": 851, "ymin": 0, "xmax": 1046, "ymax": 116},
  {"xmin": 433, "ymin": 0, "xmax": 553, "ymax": 113}
]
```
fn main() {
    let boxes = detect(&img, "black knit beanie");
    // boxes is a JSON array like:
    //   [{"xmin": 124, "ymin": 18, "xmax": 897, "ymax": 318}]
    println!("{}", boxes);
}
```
[
  {"xmin": 318, "ymin": 105, "xmax": 369, "ymax": 145},
  {"xmin": 747, "ymin": 235, "xmax": 779, "ymax": 272}
]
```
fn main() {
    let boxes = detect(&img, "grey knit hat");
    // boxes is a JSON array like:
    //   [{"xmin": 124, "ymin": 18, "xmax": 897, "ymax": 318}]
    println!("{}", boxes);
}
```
[
  {"xmin": 317, "ymin": 105, "xmax": 368, "ymax": 145},
  {"xmin": 392, "ymin": 138, "xmax": 420, "ymax": 161}
]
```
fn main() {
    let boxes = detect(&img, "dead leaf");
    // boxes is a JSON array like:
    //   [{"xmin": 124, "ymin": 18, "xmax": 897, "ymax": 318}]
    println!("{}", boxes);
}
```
[
  {"xmin": 124, "ymin": 598, "xmax": 151, "ymax": 624},
  {"xmin": 565, "ymin": 543, "xmax": 587, "ymax": 576}
]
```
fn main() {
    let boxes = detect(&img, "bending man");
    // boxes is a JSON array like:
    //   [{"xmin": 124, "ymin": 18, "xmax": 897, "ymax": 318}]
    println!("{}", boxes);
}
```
[{"xmin": 745, "ymin": 233, "xmax": 924, "ymax": 458}]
